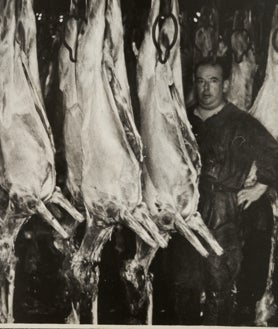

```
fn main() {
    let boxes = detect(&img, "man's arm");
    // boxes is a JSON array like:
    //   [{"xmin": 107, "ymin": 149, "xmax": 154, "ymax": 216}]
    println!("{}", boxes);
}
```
[
  {"xmin": 237, "ymin": 115, "xmax": 278, "ymax": 209},
  {"xmin": 237, "ymin": 182, "xmax": 268, "ymax": 210},
  {"xmin": 249, "ymin": 116, "xmax": 278, "ymax": 190}
]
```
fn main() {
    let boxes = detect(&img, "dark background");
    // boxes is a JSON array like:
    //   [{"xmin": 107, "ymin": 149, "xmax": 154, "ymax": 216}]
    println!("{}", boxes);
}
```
[{"xmin": 33, "ymin": 0, "xmax": 275, "ymax": 15}]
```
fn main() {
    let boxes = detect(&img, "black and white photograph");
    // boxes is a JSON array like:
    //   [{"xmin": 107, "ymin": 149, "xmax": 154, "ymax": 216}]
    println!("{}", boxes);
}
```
[{"xmin": 0, "ymin": 0, "xmax": 278, "ymax": 326}]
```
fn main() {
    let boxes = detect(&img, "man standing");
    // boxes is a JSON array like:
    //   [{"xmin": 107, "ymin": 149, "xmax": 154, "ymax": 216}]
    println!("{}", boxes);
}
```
[{"xmin": 187, "ymin": 59, "xmax": 278, "ymax": 325}]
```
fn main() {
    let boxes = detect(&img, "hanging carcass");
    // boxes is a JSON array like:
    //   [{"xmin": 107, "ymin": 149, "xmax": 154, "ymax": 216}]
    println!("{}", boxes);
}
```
[
  {"xmin": 120, "ymin": 0, "xmax": 223, "ymax": 324},
  {"xmin": 249, "ymin": 6, "xmax": 278, "ymax": 140},
  {"xmin": 248, "ymin": 5, "xmax": 278, "ymax": 326},
  {"xmin": 0, "ymin": 0, "xmax": 84, "ymax": 322},
  {"xmin": 227, "ymin": 10, "xmax": 257, "ymax": 111},
  {"xmin": 194, "ymin": 5, "xmax": 220, "ymax": 64},
  {"xmin": 59, "ymin": 0, "xmax": 166, "ymax": 323},
  {"xmin": 186, "ymin": 4, "xmax": 227, "ymax": 107},
  {"xmin": 226, "ymin": 10, "xmax": 258, "ymax": 187}
]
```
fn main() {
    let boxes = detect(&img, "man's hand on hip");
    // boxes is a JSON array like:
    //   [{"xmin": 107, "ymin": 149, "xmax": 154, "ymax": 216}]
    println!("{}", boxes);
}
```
[{"xmin": 237, "ymin": 182, "xmax": 268, "ymax": 210}]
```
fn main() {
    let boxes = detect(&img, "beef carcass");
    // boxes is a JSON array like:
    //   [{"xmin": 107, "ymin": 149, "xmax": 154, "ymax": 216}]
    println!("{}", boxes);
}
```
[
  {"xmin": 227, "ymin": 10, "xmax": 258, "ymax": 188},
  {"xmin": 227, "ymin": 10, "xmax": 257, "ymax": 111},
  {"xmin": 248, "ymin": 5, "xmax": 278, "ymax": 326},
  {"xmin": 0, "ymin": 0, "xmax": 84, "ymax": 322},
  {"xmin": 60, "ymin": 0, "xmax": 166, "ymax": 323},
  {"xmin": 121, "ymin": 0, "xmax": 223, "ymax": 324}
]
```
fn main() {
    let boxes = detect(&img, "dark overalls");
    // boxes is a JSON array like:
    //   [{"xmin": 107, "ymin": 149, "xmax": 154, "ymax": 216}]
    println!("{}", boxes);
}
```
[{"xmin": 153, "ymin": 103, "xmax": 278, "ymax": 325}]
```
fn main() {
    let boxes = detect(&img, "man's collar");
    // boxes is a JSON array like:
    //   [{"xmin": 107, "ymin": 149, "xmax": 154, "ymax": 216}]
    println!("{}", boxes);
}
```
[{"xmin": 194, "ymin": 102, "xmax": 227, "ymax": 122}]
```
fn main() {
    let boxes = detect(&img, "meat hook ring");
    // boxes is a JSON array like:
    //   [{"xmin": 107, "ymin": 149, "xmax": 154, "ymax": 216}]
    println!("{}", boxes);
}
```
[{"xmin": 152, "ymin": 12, "xmax": 178, "ymax": 64}]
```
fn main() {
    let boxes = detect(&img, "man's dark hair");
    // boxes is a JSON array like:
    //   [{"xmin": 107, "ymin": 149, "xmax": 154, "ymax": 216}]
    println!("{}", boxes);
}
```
[{"xmin": 194, "ymin": 57, "xmax": 231, "ymax": 81}]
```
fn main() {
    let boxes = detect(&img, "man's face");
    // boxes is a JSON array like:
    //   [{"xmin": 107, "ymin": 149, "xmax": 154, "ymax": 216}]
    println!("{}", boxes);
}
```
[{"xmin": 195, "ymin": 64, "xmax": 228, "ymax": 110}]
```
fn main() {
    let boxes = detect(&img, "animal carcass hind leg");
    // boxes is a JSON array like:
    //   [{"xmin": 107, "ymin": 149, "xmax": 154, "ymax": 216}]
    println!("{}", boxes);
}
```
[
  {"xmin": 66, "ymin": 302, "xmax": 80, "ymax": 324},
  {"xmin": 175, "ymin": 214, "xmax": 209, "ymax": 257},
  {"xmin": 0, "ymin": 286, "xmax": 7, "ymax": 323},
  {"xmin": 70, "ymin": 223, "xmax": 114, "ymax": 324},
  {"xmin": 0, "ymin": 215, "xmax": 29, "ymax": 323},
  {"xmin": 121, "ymin": 238, "xmax": 163, "ymax": 324},
  {"xmin": 36, "ymin": 200, "xmax": 69, "ymax": 239},
  {"xmin": 49, "ymin": 187, "xmax": 85, "ymax": 223},
  {"xmin": 185, "ymin": 212, "xmax": 223, "ymax": 256},
  {"xmin": 7, "ymin": 256, "xmax": 16, "ymax": 323}
]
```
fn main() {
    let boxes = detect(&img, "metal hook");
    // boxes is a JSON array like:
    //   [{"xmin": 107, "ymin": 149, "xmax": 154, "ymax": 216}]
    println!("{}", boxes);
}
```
[
  {"xmin": 152, "ymin": 13, "xmax": 178, "ymax": 64},
  {"xmin": 62, "ymin": 14, "xmax": 87, "ymax": 63}
]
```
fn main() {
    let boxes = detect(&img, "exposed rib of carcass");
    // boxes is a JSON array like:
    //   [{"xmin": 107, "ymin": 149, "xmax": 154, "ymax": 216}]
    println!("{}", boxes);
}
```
[
  {"xmin": 121, "ymin": 0, "xmax": 223, "ymax": 324},
  {"xmin": 227, "ymin": 10, "xmax": 257, "ymax": 111},
  {"xmin": 248, "ymin": 6, "xmax": 278, "ymax": 325},
  {"xmin": 0, "ymin": 0, "xmax": 84, "ymax": 323},
  {"xmin": 60, "ymin": 0, "xmax": 166, "ymax": 323}
]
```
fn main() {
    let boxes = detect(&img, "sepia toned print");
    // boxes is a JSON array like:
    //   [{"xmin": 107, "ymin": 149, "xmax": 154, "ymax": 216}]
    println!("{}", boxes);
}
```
[{"xmin": 0, "ymin": 0, "xmax": 277, "ymax": 327}]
